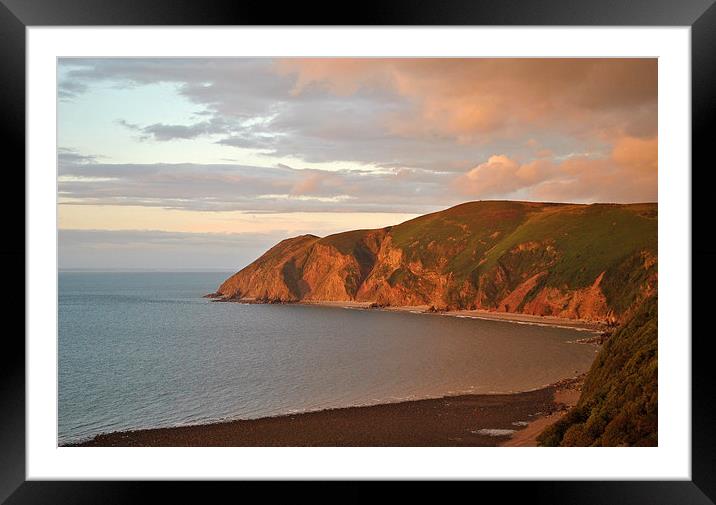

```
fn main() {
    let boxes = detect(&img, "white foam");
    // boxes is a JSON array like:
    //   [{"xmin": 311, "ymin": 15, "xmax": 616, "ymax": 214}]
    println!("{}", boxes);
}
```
[{"xmin": 472, "ymin": 428, "xmax": 516, "ymax": 437}]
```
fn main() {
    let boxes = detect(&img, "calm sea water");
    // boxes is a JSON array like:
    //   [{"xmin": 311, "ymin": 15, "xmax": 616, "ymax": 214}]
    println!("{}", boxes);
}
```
[{"xmin": 58, "ymin": 271, "xmax": 597, "ymax": 444}]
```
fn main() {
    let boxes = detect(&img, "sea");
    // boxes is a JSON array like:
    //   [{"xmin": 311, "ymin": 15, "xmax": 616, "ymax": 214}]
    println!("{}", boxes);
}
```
[{"xmin": 58, "ymin": 271, "xmax": 598, "ymax": 445}]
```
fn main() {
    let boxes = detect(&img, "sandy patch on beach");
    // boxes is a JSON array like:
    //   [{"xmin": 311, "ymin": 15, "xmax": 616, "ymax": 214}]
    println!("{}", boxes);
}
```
[{"xmin": 501, "ymin": 383, "xmax": 582, "ymax": 447}]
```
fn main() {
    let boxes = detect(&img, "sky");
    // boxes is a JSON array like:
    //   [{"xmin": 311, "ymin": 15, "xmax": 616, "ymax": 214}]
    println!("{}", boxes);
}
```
[{"xmin": 58, "ymin": 58, "xmax": 658, "ymax": 270}]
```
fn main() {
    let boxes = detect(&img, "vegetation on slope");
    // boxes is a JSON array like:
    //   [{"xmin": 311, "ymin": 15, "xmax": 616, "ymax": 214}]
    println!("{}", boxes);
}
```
[
  {"xmin": 390, "ymin": 200, "xmax": 531, "ymax": 275},
  {"xmin": 537, "ymin": 295, "xmax": 658, "ymax": 446},
  {"xmin": 478, "ymin": 203, "xmax": 657, "ymax": 291}
]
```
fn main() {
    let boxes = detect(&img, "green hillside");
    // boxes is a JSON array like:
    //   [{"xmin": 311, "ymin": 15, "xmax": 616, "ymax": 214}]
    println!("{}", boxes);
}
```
[{"xmin": 538, "ymin": 295, "xmax": 658, "ymax": 446}]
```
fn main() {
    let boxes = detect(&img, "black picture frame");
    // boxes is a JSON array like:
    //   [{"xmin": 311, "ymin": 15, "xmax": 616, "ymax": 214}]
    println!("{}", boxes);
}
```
[{"xmin": 3, "ymin": 0, "xmax": 714, "ymax": 502}]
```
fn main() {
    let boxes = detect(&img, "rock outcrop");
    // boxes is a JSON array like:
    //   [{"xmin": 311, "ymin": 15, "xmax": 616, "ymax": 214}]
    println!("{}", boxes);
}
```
[{"xmin": 212, "ymin": 201, "xmax": 657, "ymax": 323}]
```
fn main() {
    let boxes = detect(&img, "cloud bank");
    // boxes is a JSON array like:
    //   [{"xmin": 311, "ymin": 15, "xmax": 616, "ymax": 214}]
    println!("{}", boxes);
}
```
[{"xmin": 60, "ymin": 58, "xmax": 657, "ymax": 201}]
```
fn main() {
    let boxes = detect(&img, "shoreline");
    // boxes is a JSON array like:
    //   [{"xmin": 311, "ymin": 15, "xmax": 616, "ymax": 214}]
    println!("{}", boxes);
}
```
[
  {"xmin": 70, "ymin": 295, "xmax": 596, "ymax": 447},
  {"xmin": 213, "ymin": 297, "xmax": 607, "ymax": 332},
  {"xmin": 67, "ymin": 375, "xmax": 585, "ymax": 447}
]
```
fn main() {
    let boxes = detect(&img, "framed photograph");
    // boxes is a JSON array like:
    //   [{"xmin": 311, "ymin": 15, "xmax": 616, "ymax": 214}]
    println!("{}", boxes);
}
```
[{"xmin": 5, "ymin": 0, "xmax": 714, "ymax": 501}]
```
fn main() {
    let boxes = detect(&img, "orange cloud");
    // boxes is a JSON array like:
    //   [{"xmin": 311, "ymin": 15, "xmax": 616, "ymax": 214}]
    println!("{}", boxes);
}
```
[
  {"xmin": 290, "ymin": 172, "xmax": 325, "ymax": 195},
  {"xmin": 454, "ymin": 134, "xmax": 657, "ymax": 203},
  {"xmin": 611, "ymin": 136, "xmax": 658, "ymax": 173},
  {"xmin": 455, "ymin": 155, "xmax": 555, "ymax": 197},
  {"xmin": 276, "ymin": 58, "xmax": 657, "ymax": 144},
  {"xmin": 272, "ymin": 59, "xmax": 658, "ymax": 203}
]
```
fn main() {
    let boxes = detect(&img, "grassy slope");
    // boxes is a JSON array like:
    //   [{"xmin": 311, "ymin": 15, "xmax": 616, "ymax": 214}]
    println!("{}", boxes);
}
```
[
  {"xmin": 387, "ymin": 201, "xmax": 656, "ymax": 278},
  {"xmin": 479, "ymin": 203, "xmax": 657, "ymax": 287},
  {"xmin": 391, "ymin": 201, "xmax": 532, "ymax": 276},
  {"xmin": 537, "ymin": 295, "xmax": 658, "ymax": 446}
]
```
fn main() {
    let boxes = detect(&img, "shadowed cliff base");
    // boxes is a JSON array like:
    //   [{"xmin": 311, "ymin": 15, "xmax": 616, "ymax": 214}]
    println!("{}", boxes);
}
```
[{"xmin": 208, "ymin": 298, "xmax": 609, "ymax": 332}]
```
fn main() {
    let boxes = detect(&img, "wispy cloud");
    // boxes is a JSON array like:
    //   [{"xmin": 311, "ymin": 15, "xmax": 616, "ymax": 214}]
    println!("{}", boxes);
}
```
[
  {"xmin": 58, "ymin": 147, "xmax": 103, "ymax": 164},
  {"xmin": 58, "ymin": 154, "xmax": 456, "ymax": 213},
  {"xmin": 116, "ymin": 117, "xmax": 233, "ymax": 142}
]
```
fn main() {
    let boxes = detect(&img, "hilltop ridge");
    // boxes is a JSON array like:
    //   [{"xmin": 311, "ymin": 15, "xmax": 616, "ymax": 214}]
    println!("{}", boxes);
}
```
[{"xmin": 212, "ymin": 200, "xmax": 657, "ymax": 323}]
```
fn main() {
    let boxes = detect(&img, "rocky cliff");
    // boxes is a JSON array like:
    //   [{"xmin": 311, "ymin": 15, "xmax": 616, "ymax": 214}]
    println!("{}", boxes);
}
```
[{"xmin": 212, "ymin": 201, "xmax": 657, "ymax": 323}]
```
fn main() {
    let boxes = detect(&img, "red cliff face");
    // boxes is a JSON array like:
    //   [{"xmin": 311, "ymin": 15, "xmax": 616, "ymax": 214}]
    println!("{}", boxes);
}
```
[{"xmin": 213, "ymin": 201, "xmax": 657, "ymax": 323}]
